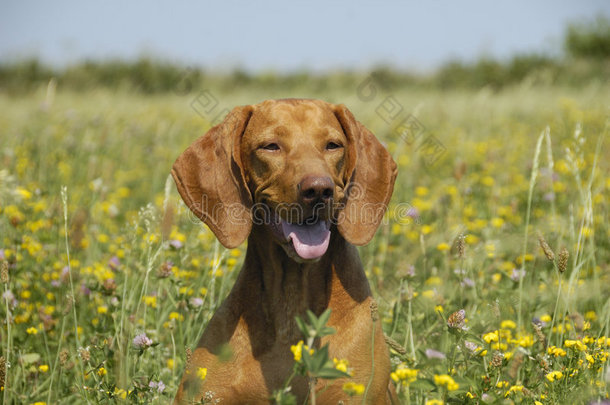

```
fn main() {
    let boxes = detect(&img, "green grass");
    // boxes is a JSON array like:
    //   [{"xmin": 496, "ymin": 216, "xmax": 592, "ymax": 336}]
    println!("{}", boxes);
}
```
[{"xmin": 0, "ymin": 80, "xmax": 608, "ymax": 404}]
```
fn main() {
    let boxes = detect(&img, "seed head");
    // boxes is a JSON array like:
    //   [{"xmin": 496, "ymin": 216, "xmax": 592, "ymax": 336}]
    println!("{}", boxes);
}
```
[
  {"xmin": 557, "ymin": 247, "xmax": 569, "ymax": 273},
  {"xmin": 490, "ymin": 351, "xmax": 504, "ymax": 368},
  {"xmin": 537, "ymin": 232, "xmax": 555, "ymax": 262},
  {"xmin": 0, "ymin": 261, "xmax": 8, "ymax": 284},
  {"xmin": 456, "ymin": 234, "xmax": 465, "ymax": 259},
  {"xmin": 0, "ymin": 356, "xmax": 5, "ymax": 389}
]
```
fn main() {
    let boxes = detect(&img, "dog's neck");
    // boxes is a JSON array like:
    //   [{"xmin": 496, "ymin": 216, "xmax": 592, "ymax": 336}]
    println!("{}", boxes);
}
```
[{"xmin": 239, "ymin": 224, "xmax": 370, "ymax": 344}]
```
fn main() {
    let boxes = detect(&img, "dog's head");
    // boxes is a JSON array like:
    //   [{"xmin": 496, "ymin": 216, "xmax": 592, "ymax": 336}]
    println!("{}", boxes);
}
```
[{"xmin": 172, "ymin": 99, "xmax": 397, "ymax": 262}]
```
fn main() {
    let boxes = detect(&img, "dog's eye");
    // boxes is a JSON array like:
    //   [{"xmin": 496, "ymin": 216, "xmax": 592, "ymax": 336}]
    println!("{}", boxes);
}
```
[
  {"xmin": 261, "ymin": 143, "xmax": 280, "ymax": 151},
  {"xmin": 326, "ymin": 142, "xmax": 342, "ymax": 150}
]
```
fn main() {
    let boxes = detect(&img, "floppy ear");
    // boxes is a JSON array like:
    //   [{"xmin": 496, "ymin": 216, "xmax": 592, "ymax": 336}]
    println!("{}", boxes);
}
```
[
  {"xmin": 333, "ymin": 104, "xmax": 398, "ymax": 245},
  {"xmin": 171, "ymin": 106, "xmax": 253, "ymax": 248}
]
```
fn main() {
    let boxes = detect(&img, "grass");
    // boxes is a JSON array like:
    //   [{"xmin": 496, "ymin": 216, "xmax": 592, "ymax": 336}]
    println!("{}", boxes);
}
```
[{"xmin": 0, "ymin": 79, "xmax": 608, "ymax": 404}]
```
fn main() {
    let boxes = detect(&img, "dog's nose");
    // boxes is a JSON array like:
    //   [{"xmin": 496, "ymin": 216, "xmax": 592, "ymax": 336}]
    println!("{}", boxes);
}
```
[{"xmin": 298, "ymin": 175, "xmax": 334, "ymax": 205}]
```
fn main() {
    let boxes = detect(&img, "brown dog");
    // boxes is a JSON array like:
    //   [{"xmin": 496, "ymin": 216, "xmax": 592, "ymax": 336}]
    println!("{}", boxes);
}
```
[{"xmin": 171, "ymin": 99, "xmax": 397, "ymax": 404}]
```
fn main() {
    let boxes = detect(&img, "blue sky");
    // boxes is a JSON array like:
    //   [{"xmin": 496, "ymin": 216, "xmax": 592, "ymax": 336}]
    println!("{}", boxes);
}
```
[{"xmin": 1, "ymin": 1, "xmax": 608, "ymax": 72}]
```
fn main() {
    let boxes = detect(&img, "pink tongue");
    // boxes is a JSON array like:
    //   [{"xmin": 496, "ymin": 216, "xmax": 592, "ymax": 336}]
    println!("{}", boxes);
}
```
[{"xmin": 281, "ymin": 220, "xmax": 331, "ymax": 260}]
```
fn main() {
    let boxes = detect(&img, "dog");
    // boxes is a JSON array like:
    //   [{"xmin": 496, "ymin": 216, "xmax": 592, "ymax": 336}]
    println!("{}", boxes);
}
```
[{"xmin": 171, "ymin": 99, "xmax": 398, "ymax": 404}]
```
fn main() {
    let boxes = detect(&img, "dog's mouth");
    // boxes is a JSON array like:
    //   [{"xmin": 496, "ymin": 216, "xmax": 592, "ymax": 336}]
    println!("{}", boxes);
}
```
[
  {"xmin": 279, "ymin": 219, "xmax": 331, "ymax": 260},
  {"xmin": 266, "ymin": 213, "xmax": 332, "ymax": 261}
]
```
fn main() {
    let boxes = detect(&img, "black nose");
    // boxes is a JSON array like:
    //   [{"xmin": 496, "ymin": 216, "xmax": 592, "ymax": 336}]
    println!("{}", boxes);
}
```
[{"xmin": 298, "ymin": 175, "xmax": 334, "ymax": 205}]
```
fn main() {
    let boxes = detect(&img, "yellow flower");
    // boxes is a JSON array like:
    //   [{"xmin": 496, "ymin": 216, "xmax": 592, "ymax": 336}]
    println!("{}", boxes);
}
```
[
  {"xmin": 434, "ymin": 374, "xmax": 459, "ymax": 391},
  {"xmin": 38, "ymin": 364, "xmax": 49, "ymax": 372},
  {"xmin": 564, "ymin": 339, "xmax": 587, "ymax": 351},
  {"xmin": 97, "ymin": 367, "xmax": 107, "ymax": 376},
  {"xmin": 197, "ymin": 367, "xmax": 207, "ymax": 381},
  {"xmin": 167, "ymin": 359, "xmax": 175, "ymax": 369},
  {"xmin": 425, "ymin": 399, "xmax": 444, "ymax": 405},
  {"xmin": 491, "ymin": 217, "xmax": 504, "ymax": 228},
  {"xmin": 97, "ymin": 306, "xmax": 108, "ymax": 314},
  {"xmin": 483, "ymin": 331, "xmax": 499, "ymax": 344},
  {"xmin": 333, "ymin": 358, "xmax": 349, "ymax": 374},
  {"xmin": 547, "ymin": 346, "xmax": 566, "ymax": 357},
  {"xmin": 540, "ymin": 314, "xmax": 552, "ymax": 323},
  {"xmin": 415, "ymin": 186, "xmax": 429, "ymax": 196},
  {"xmin": 391, "ymin": 365, "xmax": 418, "ymax": 384},
  {"xmin": 504, "ymin": 385, "xmax": 523, "ymax": 397},
  {"xmin": 546, "ymin": 371, "xmax": 563, "ymax": 382},
  {"xmin": 143, "ymin": 296, "xmax": 157, "ymax": 308},
  {"xmin": 436, "ymin": 243, "xmax": 450, "ymax": 251},
  {"xmin": 342, "ymin": 381, "xmax": 365, "ymax": 396},
  {"xmin": 169, "ymin": 312, "xmax": 184, "ymax": 321},
  {"xmin": 500, "ymin": 320, "xmax": 516, "ymax": 329},
  {"xmin": 26, "ymin": 326, "xmax": 38, "ymax": 335}
]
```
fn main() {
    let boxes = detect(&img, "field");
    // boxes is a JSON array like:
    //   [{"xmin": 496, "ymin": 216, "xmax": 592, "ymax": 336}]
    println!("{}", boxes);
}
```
[{"xmin": 0, "ymin": 77, "xmax": 608, "ymax": 404}]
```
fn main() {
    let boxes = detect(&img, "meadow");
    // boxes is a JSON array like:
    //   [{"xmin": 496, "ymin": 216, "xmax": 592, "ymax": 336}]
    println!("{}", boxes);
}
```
[{"xmin": 0, "ymin": 75, "xmax": 608, "ymax": 404}]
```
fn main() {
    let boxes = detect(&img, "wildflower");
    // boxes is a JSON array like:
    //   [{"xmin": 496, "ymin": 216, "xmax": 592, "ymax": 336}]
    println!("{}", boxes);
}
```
[
  {"xmin": 167, "ymin": 359, "xmax": 175, "ymax": 369},
  {"xmin": 97, "ymin": 367, "xmax": 107, "ymax": 376},
  {"xmin": 447, "ymin": 309, "xmax": 467, "ymax": 330},
  {"xmin": 26, "ymin": 326, "xmax": 38, "ymax": 335},
  {"xmin": 143, "ymin": 295, "xmax": 157, "ymax": 308},
  {"xmin": 510, "ymin": 268, "xmax": 525, "ymax": 282},
  {"xmin": 425, "ymin": 400, "xmax": 443, "ymax": 405},
  {"xmin": 425, "ymin": 348, "xmax": 446, "ymax": 360},
  {"xmin": 189, "ymin": 297, "xmax": 204, "ymax": 308},
  {"xmin": 197, "ymin": 367, "xmax": 207, "ymax": 381},
  {"xmin": 500, "ymin": 320, "xmax": 516, "ymax": 329},
  {"xmin": 483, "ymin": 331, "xmax": 499, "ymax": 344},
  {"xmin": 504, "ymin": 385, "xmax": 523, "ymax": 397},
  {"xmin": 342, "ymin": 381, "xmax": 365, "ymax": 396},
  {"xmin": 169, "ymin": 312, "xmax": 184, "ymax": 321},
  {"xmin": 291, "ymin": 341, "xmax": 304, "ymax": 362},
  {"xmin": 434, "ymin": 374, "xmax": 459, "ymax": 391},
  {"xmin": 38, "ymin": 364, "xmax": 49, "ymax": 373},
  {"xmin": 391, "ymin": 365, "xmax": 418, "ymax": 384},
  {"xmin": 564, "ymin": 339, "xmax": 587, "ymax": 351},
  {"xmin": 149, "ymin": 380, "xmax": 166, "ymax": 393},
  {"xmin": 333, "ymin": 358, "xmax": 349, "ymax": 374},
  {"xmin": 545, "ymin": 370, "xmax": 563, "ymax": 382},
  {"xmin": 97, "ymin": 306, "xmax": 108, "ymax": 314},
  {"xmin": 437, "ymin": 243, "xmax": 450, "ymax": 251},
  {"xmin": 132, "ymin": 333, "xmax": 153, "ymax": 349},
  {"xmin": 547, "ymin": 346, "xmax": 566, "ymax": 357}
]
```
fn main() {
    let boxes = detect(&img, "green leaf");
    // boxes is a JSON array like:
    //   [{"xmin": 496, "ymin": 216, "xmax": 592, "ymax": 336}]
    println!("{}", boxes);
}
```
[{"xmin": 314, "ymin": 367, "xmax": 350, "ymax": 379}]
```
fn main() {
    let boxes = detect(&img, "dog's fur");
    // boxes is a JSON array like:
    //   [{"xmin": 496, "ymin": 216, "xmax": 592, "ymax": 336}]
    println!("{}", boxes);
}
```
[{"xmin": 171, "ymin": 99, "xmax": 397, "ymax": 404}]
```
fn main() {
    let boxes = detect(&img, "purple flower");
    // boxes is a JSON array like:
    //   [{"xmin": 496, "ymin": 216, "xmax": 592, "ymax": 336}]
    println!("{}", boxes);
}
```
[
  {"xmin": 425, "ymin": 348, "xmax": 446, "ymax": 360},
  {"xmin": 80, "ymin": 283, "xmax": 91, "ymax": 296},
  {"xmin": 407, "ymin": 207, "xmax": 419, "ymax": 219},
  {"xmin": 543, "ymin": 192, "xmax": 555, "ymax": 202},
  {"xmin": 149, "ymin": 380, "xmax": 166, "ymax": 393},
  {"xmin": 190, "ymin": 297, "xmax": 204, "ymax": 308},
  {"xmin": 0, "ymin": 249, "xmax": 5, "ymax": 260},
  {"xmin": 2, "ymin": 290, "xmax": 17, "ymax": 308},
  {"xmin": 461, "ymin": 278, "xmax": 475, "ymax": 288},
  {"xmin": 510, "ymin": 268, "xmax": 526, "ymax": 282},
  {"xmin": 405, "ymin": 265, "xmax": 415, "ymax": 278},
  {"xmin": 108, "ymin": 256, "xmax": 120, "ymax": 270},
  {"xmin": 170, "ymin": 240, "xmax": 183, "ymax": 249},
  {"xmin": 133, "ymin": 333, "xmax": 153, "ymax": 349}
]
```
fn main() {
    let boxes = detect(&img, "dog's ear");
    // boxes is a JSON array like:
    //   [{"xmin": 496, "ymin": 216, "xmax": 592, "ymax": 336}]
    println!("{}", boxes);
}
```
[
  {"xmin": 333, "ymin": 104, "xmax": 398, "ymax": 245},
  {"xmin": 171, "ymin": 106, "xmax": 253, "ymax": 248}
]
